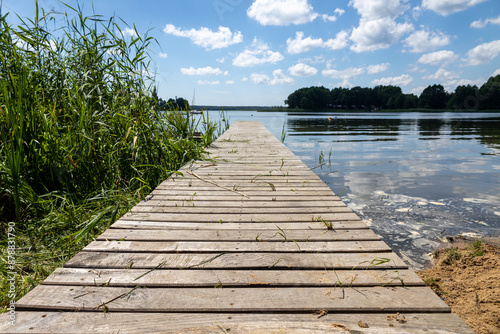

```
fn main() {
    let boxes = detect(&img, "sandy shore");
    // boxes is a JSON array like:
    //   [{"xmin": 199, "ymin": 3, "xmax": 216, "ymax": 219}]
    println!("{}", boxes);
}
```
[{"xmin": 416, "ymin": 235, "xmax": 500, "ymax": 334}]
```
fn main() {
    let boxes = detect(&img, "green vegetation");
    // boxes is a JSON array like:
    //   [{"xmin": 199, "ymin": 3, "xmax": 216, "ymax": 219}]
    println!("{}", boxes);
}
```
[
  {"xmin": 442, "ymin": 248, "xmax": 462, "ymax": 265},
  {"xmin": 0, "ymin": 3, "xmax": 223, "ymax": 311},
  {"xmin": 469, "ymin": 241, "xmax": 484, "ymax": 257},
  {"xmin": 285, "ymin": 77, "xmax": 500, "ymax": 111}
]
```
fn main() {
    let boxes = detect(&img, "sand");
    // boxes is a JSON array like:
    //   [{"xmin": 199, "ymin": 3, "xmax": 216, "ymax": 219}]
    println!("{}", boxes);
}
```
[{"xmin": 417, "ymin": 236, "xmax": 500, "ymax": 334}]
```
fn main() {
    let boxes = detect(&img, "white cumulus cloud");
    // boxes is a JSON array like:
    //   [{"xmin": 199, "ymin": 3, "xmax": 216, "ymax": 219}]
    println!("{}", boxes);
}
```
[
  {"xmin": 422, "ymin": 0, "xmax": 487, "ymax": 16},
  {"xmin": 250, "ymin": 69, "xmax": 294, "ymax": 85},
  {"xmin": 286, "ymin": 32, "xmax": 324, "ymax": 54},
  {"xmin": 271, "ymin": 69, "xmax": 295, "ymax": 84},
  {"xmin": 404, "ymin": 29, "xmax": 451, "ymax": 53},
  {"xmin": 250, "ymin": 73, "xmax": 271, "ymax": 84},
  {"xmin": 349, "ymin": 0, "xmax": 407, "ymax": 20},
  {"xmin": 233, "ymin": 38, "xmax": 284, "ymax": 67},
  {"xmin": 180, "ymin": 66, "xmax": 227, "ymax": 76},
  {"xmin": 288, "ymin": 63, "xmax": 318, "ymax": 77},
  {"xmin": 197, "ymin": 80, "xmax": 220, "ymax": 85},
  {"xmin": 463, "ymin": 40, "xmax": 500, "ymax": 66},
  {"xmin": 321, "ymin": 63, "xmax": 389, "ymax": 80},
  {"xmin": 418, "ymin": 50, "xmax": 458, "ymax": 66},
  {"xmin": 348, "ymin": 0, "xmax": 413, "ymax": 53},
  {"xmin": 366, "ymin": 63, "xmax": 390, "ymax": 74},
  {"xmin": 298, "ymin": 55, "xmax": 326, "ymax": 65},
  {"xmin": 350, "ymin": 18, "xmax": 412, "ymax": 52},
  {"xmin": 421, "ymin": 69, "xmax": 461, "ymax": 91},
  {"xmin": 122, "ymin": 27, "xmax": 138, "ymax": 37},
  {"xmin": 286, "ymin": 31, "xmax": 348, "ymax": 54},
  {"xmin": 158, "ymin": 52, "xmax": 168, "ymax": 59},
  {"xmin": 247, "ymin": 0, "xmax": 318, "ymax": 26},
  {"xmin": 322, "ymin": 67, "xmax": 365, "ymax": 80},
  {"xmin": 371, "ymin": 74, "xmax": 413, "ymax": 86},
  {"xmin": 325, "ymin": 31, "xmax": 350, "ymax": 50},
  {"xmin": 423, "ymin": 68, "xmax": 460, "ymax": 81},
  {"xmin": 163, "ymin": 24, "xmax": 243, "ymax": 50},
  {"xmin": 322, "ymin": 8, "xmax": 345, "ymax": 22},
  {"xmin": 471, "ymin": 15, "xmax": 500, "ymax": 28}
]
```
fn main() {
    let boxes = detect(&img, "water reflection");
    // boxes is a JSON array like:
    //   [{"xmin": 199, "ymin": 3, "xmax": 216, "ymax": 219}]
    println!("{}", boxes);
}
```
[
  {"xmin": 283, "ymin": 112, "xmax": 500, "ymax": 268},
  {"xmin": 204, "ymin": 111, "xmax": 500, "ymax": 269}
]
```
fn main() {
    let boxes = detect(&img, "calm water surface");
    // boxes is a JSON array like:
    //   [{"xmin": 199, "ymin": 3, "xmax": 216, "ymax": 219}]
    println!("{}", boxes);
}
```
[{"xmin": 202, "ymin": 111, "xmax": 500, "ymax": 268}]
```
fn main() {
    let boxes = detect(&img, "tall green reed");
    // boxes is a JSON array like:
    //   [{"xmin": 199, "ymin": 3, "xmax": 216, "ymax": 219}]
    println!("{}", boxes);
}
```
[{"xmin": 0, "ymin": 2, "xmax": 221, "ymax": 309}]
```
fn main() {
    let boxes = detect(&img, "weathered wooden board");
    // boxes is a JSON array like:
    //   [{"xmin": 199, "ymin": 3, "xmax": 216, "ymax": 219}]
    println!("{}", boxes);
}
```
[
  {"xmin": 165, "ymin": 176, "xmax": 327, "ymax": 183},
  {"xmin": 130, "ymin": 206, "xmax": 352, "ymax": 214},
  {"xmin": 120, "ymin": 212, "xmax": 362, "ymax": 222},
  {"xmin": 157, "ymin": 180, "xmax": 328, "ymax": 187},
  {"xmin": 17, "ymin": 285, "xmax": 450, "ymax": 313},
  {"xmin": 137, "ymin": 195, "xmax": 346, "ymax": 202},
  {"xmin": 83, "ymin": 240, "xmax": 392, "ymax": 253},
  {"xmin": 43, "ymin": 268, "xmax": 423, "ymax": 287},
  {"xmin": 164, "ymin": 175, "xmax": 325, "ymax": 183},
  {"xmin": 154, "ymin": 185, "xmax": 334, "ymax": 192},
  {"xmin": 175, "ymin": 170, "xmax": 324, "ymax": 176},
  {"xmin": 188, "ymin": 163, "xmax": 312, "ymax": 169},
  {"xmin": 149, "ymin": 189, "xmax": 336, "ymax": 196},
  {"xmin": 65, "ymin": 251, "xmax": 407, "ymax": 270},
  {"xmin": 0, "ymin": 312, "xmax": 474, "ymax": 334},
  {"xmin": 134, "ymin": 200, "xmax": 345, "ymax": 208},
  {"xmin": 111, "ymin": 220, "xmax": 370, "ymax": 230},
  {"xmin": 97, "ymin": 228, "xmax": 381, "ymax": 242}
]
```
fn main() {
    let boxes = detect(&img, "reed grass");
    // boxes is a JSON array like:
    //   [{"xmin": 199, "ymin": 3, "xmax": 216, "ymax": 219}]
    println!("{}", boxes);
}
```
[{"xmin": 0, "ymin": 2, "xmax": 221, "ymax": 311}]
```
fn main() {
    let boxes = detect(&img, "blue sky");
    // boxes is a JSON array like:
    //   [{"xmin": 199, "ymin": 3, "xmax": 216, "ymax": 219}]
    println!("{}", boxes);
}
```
[{"xmin": 4, "ymin": 0, "xmax": 500, "ymax": 106}]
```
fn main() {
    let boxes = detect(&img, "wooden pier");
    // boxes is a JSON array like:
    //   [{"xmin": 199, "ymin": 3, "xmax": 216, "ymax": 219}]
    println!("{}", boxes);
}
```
[{"xmin": 1, "ymin": 121, "xmax": 472, "ymax": 333}]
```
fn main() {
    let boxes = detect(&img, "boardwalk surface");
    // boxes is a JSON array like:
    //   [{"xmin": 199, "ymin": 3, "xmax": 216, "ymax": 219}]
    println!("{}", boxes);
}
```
[{"xmin": 1, "ymin": 121, "xmax": 472, "ymax": 333}]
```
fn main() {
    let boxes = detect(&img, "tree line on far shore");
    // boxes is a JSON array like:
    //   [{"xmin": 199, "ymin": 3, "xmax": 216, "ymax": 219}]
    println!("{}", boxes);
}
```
[
  {"xmin": 152, "ymin": 87, "xmax": 190, "ymax": 110},
  {"xmin": 285, "ymin": 75, "xmax": 500, "ymax": 111}
]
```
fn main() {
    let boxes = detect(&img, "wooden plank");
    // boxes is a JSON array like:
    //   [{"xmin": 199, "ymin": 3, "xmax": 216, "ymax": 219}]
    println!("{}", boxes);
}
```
[
  {"xmin": 134, "ymin": 200, "xmax": 345, "ymax": 208},
  {"xmin": 149, "ymin": 190, "xmax": 336, "ymax": 196},
  {"xmin": 130, "ymin": 206, "xmax": 352, "ymax": 214},
  {"xmin": 136, "ymin": 195, "xmax": 346, "ymax": 202},
  {"xmin": 156, "ymin": 182, "xmax": 329, "ymax": 188},
  {"xmin": 165, "ymin": 175, "xmax": 325, "ymax": 182},
  {"xmin": 186, "ymin": 166, "xmax": 312, "ymax": 171},
  {"xmin": 176, "ymin": 170, "xmax": 323, "ymax": 176},
  {"xmin": 64, "ymin": 251, "xmax": 407, "ymax": 269},
  {"xmin": 189, "ymin": 162, "xmax": 311, "ymax": 167},
  {"xmin": 120, "ymin": 212, "xmax": 361, "ymax": 222},
  {"xmin": 83, "ymin": 240, "xmax": 391, "ymax": 253},
  {"xmin": 43, "ymin": 268, "xmax": 424, "ymax": 287},
  {"xmin": 0, "ymin": 312, "xmax": 474, "ymax": 334},
  {"xmin": 16, "ymin": 285, "xmax": 450, "ymax": 313},
  {"xmin": 196, "ymin": 156, "xmax": 301, "ymax": 161},
  {"xmin": 111, "ymin": 220, "xmax": 371, "ymax": 230},
  {"xmin": 166, "ymin": 176, "xmax": 326, "ymax": 182},
  {"xmin": 97, "ymin": 229, "xmax": 381, "ymax": 242},
  {"xmin": 155, "ymin": 184, "xmax": 334, "ymax": 191}
]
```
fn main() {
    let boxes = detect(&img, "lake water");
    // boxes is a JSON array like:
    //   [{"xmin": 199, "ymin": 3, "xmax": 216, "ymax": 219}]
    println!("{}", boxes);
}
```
[{"xmin": 200, "ymin": 110, "xmax": 500, "ymax": 269}]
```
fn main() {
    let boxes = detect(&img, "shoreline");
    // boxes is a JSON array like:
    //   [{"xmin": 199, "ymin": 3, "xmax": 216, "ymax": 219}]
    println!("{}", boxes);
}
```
[
  {"xmin": 416, "ymin": 235, "xmax": 500, "ymax": 333},
  {"xmin": 258, "ymin": 108, "xmax": 500, "ymax": 113}
]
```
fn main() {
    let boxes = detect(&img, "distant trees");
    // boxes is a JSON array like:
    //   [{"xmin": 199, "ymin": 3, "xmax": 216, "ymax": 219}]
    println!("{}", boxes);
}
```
[
  {"xmin": 285, "ymin": 75, "xmax": 500, "ymax": 111},
  {"xmin": 478, "ymin": 75, "xmax": 500, "ymax": 110},
  {"xmin": 419, "ymin": 84, "xmax": 448, "ymax": 109},
  {"xmin": 285, "ymin": 85, "xmax": 418, "ymax": 110},
  {"xmin": 152, "ymin": 87, "xmax": 189, "ymax": 111},
  {"xmin": 166, "ymin": 97, "xmax": 189, "ymax": 110},
  {"xmin": 285, "ymin": 86, "xmax": 329, "ymax": 110},
  {"xmin": 447, "ymin": 84, "xmax": 478, "ymax": 109}
]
